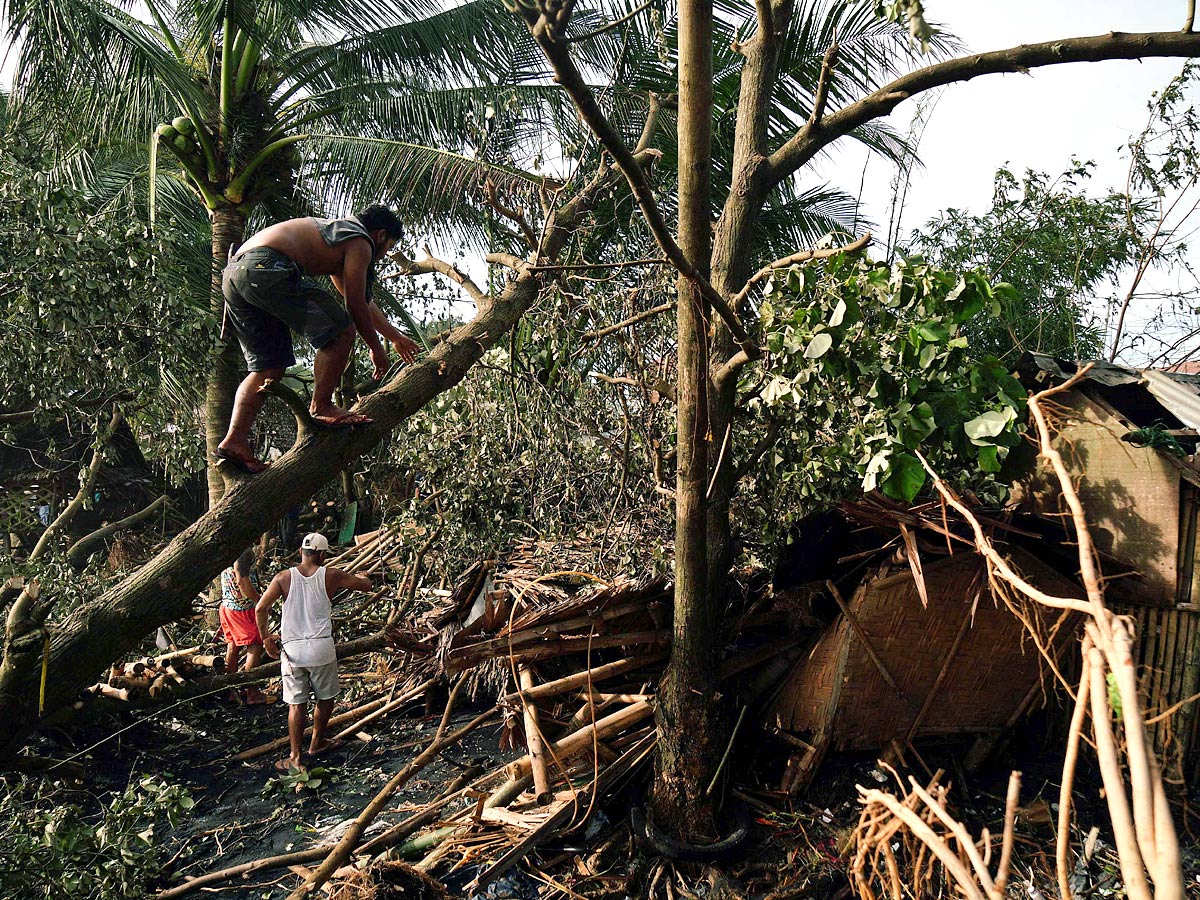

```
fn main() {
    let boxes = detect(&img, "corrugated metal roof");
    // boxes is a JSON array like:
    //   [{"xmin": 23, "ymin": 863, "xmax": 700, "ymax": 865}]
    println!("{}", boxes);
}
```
[
  {"xmin": 1142, "ymin": 370, "xmax": 1200, "ymax": 430},
  {"xmin": 1025, "ymin": 352, "xmax": 1200, "ymax": 431}
]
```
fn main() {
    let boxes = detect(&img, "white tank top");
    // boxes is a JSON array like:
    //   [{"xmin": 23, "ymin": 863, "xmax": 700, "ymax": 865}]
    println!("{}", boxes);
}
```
[{"xmin": 280, "ymin": 566, "xmax": 336, "ymax": 669}]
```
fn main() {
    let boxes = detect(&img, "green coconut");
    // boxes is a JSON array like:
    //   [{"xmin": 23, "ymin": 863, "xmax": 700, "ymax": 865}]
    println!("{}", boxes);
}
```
[
  {"xmin": 172, "ymin": 116, "xmax": 194, "ymax": 136},
  {"xmin": 157, "ymin": 123, "xmax": 178, "ymax": 141}
]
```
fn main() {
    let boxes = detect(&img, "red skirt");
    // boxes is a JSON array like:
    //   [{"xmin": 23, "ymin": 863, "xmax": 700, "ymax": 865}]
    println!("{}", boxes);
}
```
[{"xmin": 219, "ymin": 605, "xmax": 262, "ymax": 647}]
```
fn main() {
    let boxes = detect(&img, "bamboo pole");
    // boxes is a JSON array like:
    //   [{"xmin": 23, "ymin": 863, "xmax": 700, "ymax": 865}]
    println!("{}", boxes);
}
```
[
  {"xmin": 235, "ymin": 695, "xmax": 390, "ymax": 761},
  {"xmin": 505, "ymin": 700, "xmax": 653, "ymax": 780},
  {"xmin": 518, "ymin": 667, "xmax": 553, "ymax": 805},
  {"xmin": 286, "ymin": 708, "xmax": 499, "ymax": 900},
  {"xmin": 499, "ymin": 654, "xmax": 661, "ymax": 704},
  {"xmin": 328, "ymin": 678, "xmax": 435, "ymax": 745}
]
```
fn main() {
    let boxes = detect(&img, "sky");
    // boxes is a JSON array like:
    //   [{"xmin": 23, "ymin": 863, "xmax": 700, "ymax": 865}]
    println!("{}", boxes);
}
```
[{"xmin": 832, "ymin": 0, "xmax": 1193, "ymax": 234}]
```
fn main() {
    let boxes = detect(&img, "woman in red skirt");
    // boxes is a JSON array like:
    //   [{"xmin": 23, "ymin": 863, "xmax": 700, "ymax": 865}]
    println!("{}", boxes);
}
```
[{"xmin": 220, "ymin": 547, "xmax": 268, "ymax": 704}]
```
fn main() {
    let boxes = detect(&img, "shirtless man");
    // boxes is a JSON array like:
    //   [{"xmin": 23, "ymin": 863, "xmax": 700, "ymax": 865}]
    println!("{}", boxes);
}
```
[{"xmin": 216, "ymin": 205, "xmax": 420, "ymax": 473}]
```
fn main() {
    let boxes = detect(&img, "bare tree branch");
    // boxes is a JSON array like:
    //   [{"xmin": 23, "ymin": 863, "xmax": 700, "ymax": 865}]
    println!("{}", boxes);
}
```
[
  {"xmin": 516, "ymin": 1, "xmax": 757, "ymax": 354},
  {"xmin": 767, "ymin": 29, "xmax": 1200, "ymax": 190},
  {"xmin": 486, "ymin": 252, "xmax": 527, "ymax": 271},
  {"xmin": 387, "ymin": 247, "xmax": 489, "ymax": 306},
  {"xmin": 806, "ymin": 42, "xmax": 839, "ymax": 130},
  {"xmin": 485, "ymin": 178, "xmax": 539, "ymax": 250},
  {"xmin": 731, "ymin": 231, "xmax": 872, "ymax": 306},
  {"xmin": 67, "ymin": 495, "xmax": 169, "ymax": 568},
  {"xmin": 30, "ymin": 407, "xmax": 123, "ymax": 561},
  {"xmin": 582, "ymin": 301, "xmax": 674, "ymax": 341}
]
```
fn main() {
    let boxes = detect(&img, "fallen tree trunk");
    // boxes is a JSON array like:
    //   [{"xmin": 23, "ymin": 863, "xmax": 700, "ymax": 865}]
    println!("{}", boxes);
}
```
[{"xmin": 0, "ymin": 153, "xmax": 646, "ymax": 753}]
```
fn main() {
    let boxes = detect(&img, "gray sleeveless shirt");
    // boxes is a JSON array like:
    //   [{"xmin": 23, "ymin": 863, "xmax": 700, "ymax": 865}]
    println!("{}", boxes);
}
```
[{"xmin": 310, "ymin": 215, "xmax": 377, "ymax": 300}]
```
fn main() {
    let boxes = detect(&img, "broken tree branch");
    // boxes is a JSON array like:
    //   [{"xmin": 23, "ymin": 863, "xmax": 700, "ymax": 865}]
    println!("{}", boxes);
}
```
[
  {"xmin": 730, "ymin": 231, "xmax": 872, "ymax": 306},
  {"xmin": 485, "ymin": 179, "xmax": 539, "ymax": 249},
  {"xmin": 30, "ymin": 406, "xmax": 122, "ymax": 561},
  {"xmin": 387, "ymin": 247, "xmax": 489, "ymax": 307},
  {"xmin": 516, "ymin": 0, "xmax": 757, "ymax": 354},
  {"xmin": 67, "ymin": 495, "xmax": 168, "ymax": 567},
  {"xmin": 582, "ymin": 302, "xmax": 674, "ymax": 341},
  {"xmin": 768, "ymin": 29, "xmax": 1200, "ymax": 190}
]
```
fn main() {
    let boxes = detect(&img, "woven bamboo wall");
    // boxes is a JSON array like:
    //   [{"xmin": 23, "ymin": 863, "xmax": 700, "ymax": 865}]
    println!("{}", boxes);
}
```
[
  {"xmin": 1108, "ymin": 600, "xmax": 1200, "ymax": 784},
  {"xmin": 772, "ymin": 550, "xmax": 1080, "ymax": 752}
]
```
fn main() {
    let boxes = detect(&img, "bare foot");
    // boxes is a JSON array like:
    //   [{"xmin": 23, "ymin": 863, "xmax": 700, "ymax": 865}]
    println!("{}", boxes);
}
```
[
  {"xmin": 274, "ymin": 756, "xmax": 304, "ymax": 772},
  {"xmin": 307, "ymin": 737, "xmax": 344, "ymax": 757},
  {"xmin": 243, "ymin": 687, "xmax": 269, "ymax": 706},
  {"xmin": 309, "ymin": 404, "xmax": 374, "ymax": 428}
]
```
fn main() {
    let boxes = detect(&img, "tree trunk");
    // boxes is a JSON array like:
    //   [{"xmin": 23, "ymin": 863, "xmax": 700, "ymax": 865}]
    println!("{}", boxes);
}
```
[
  {"xmin": 0, "ymin": 170, "xmax": 622, "ymax": 756},
  {"xmin": 205, "ymin": 208, "xmax": 246, "ymax": 510},
  {"xmin": 653, "ymin": 0, "xmax": 722, "ymax": 837},
  {"xmin": 706, "ymin": 2, "xmax": 791, "ymax": 593}
]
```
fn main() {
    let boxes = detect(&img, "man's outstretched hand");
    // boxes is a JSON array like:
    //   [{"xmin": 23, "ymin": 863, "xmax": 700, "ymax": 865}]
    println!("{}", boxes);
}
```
[
  {"xmin": 370, "ymin": 343, "xmax": 390, "ymax": 380},
  {"xmin": 391, "ymin": 334, "xmax": 419, "ymax": 364}
]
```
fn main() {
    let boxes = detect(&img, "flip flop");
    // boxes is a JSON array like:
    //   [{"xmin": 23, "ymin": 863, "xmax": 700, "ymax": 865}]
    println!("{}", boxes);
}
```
[
  {"xmin": 274, "ymin": 757, "xmax": 303, "ymax": 772},
  {"xmin": 214, "ymin": 446, "xmax": 269, "ymax": 474},
  {"xmin": 310, "ymin": 412, "xmax": 375, "ymax": 429}
]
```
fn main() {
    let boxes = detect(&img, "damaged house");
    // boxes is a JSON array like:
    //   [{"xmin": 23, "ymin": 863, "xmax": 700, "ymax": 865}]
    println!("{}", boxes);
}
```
[{"xmin": 767, "ymin": 354, "xmax": 1200, "ymax": 790}]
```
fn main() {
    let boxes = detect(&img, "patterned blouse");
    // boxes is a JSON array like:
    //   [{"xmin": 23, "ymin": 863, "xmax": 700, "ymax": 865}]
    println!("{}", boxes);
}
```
[{"xmin": 220, "ymin": 567, "xmax": 260, "ymax": 612}]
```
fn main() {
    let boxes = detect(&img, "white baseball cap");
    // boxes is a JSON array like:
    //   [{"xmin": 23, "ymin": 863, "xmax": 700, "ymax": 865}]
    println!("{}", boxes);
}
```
[{"xmin": 301, "ymin": 532, "xmax": 330, "ymax": 552}]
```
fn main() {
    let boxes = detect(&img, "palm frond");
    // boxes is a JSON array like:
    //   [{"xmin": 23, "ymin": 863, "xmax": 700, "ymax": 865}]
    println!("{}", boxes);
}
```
[
  {"xmin": 302, "ymin": 134, "xmax": 552, "ymax": 248},
  {"xmin": 755, "ymin": 183, "xmax": 870, "ymax": 258}
]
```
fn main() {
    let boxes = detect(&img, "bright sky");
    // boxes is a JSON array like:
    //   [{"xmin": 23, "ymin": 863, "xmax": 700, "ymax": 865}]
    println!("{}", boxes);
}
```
[{"xmin": 842, "ymin": 0, "xmax": 1194, "ymax": 233}]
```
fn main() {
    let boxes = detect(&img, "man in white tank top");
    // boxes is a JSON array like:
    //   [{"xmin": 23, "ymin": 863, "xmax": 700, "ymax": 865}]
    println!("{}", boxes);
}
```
[{"xmin": 256, "ymin": 532, "xmax": 373, "ymax": 771}]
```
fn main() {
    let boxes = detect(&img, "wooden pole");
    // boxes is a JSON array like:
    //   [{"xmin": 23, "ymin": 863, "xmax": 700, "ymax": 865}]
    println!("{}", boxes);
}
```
[{"xmin": 286, "ymin": 708, "xmax": 499, "ymax": 900}]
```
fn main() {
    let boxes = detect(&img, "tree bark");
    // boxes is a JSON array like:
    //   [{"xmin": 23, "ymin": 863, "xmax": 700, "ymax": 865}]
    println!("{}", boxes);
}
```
[
  {"xmin": 205, "ymin": 208, "xmax": 246, "ymax": 510},
  {"xmin": 0, "ymin": 163, "xmax": 632, "ymax": 755},
  {"xmin": 706, "ymin": 2, "xmax": 792, "ymax": 611},
  {"xmin": 653, "ymin": 0, "xmax": 722, "ymax": 837}
]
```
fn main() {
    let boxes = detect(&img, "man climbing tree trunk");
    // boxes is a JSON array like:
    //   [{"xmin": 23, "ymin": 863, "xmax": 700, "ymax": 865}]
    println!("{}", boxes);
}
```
[
  {"xmin": 653, "ymin": 0, "xmax": 723, "ymax": 837},
  {"xmin": 0, "ymin": 153, "xmax": 652, "ymax": 757}
]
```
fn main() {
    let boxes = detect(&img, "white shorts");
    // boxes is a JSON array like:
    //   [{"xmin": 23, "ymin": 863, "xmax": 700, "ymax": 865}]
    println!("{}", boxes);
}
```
[{"xmin": 281, "ymin": 661, "xmax": 339, "ymax": 705}]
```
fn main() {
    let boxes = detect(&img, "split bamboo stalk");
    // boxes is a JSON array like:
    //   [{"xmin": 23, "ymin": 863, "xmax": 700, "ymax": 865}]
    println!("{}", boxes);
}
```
[
  {"xmin": 328, "ymin": 678, "xmax": 435, "ymax": 745},
  {"xmin": 447, "ymin": 630, "xmax": 670, "ymax": 672},
  {"xmin": 235, "ymin": 695, "xmax": 390, "ymax": 761},
  {"xmin": 518, "ymin": 667, "xmax": 553, "ymax": 805},
  {"xmin": 505, "ymin": 699, "xmax": 653, "ymax": 780}
]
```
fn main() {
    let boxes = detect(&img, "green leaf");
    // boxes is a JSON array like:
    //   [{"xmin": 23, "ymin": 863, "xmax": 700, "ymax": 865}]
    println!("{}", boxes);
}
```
[
  {"xmin": 964, "ymin": 407, "xmax": 1017, "ymax": 445},
  {"xmin": 804, "ymin": 332, "xmax": 834, "ymax": 359},
  {"xmin": 919, "ymin": 344, "xmax": 937, "ymax": 368},
  {"xmin": 917, "ymin": 322, "xmax": 949, "ymax": 343},
  {"xmin": 881, "ymin": 452, "xmax": 926, "ymax": 502},
  {"xmin": 977, "ymin": 444, "xmax": 1002, "ymax": 472},
  {"xmin": 828, "ymin": 298, "xmax": 848, "ymax": 328}
]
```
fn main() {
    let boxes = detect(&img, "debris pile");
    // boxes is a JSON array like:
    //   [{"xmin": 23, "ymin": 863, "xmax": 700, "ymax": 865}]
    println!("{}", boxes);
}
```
[{"xmin": 89, "ymin": 646, "xmax": 227, "ymax": 702}]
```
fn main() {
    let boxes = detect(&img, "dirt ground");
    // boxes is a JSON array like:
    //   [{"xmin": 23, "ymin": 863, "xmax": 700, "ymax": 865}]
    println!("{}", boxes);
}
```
[{"xmin": 22, "ymin": 680, "xmax": 1200, "ymax": 900}]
